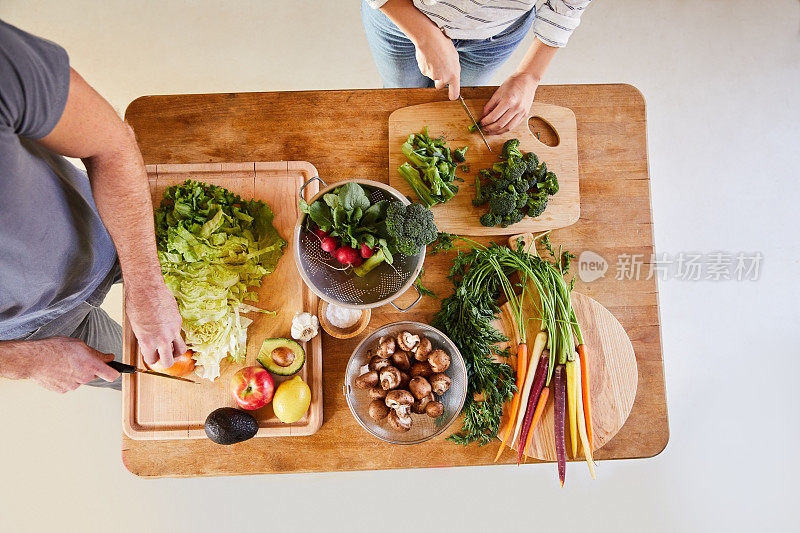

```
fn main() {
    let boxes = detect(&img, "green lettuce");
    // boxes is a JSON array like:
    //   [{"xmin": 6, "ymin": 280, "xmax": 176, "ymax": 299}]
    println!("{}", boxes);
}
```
[{"xmin": 155, "ymin": 180, "xmax": 286, "ymax": 380}]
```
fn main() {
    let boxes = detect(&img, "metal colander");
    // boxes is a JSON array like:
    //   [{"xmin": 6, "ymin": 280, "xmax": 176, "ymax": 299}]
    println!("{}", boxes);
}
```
[
  {"xmin": 294, "ymin": 178, "xmax": 424, "ymax": 311},
  {"xmin": 344, "ymin": 322, "xmax": 468, "ymax": 445}
]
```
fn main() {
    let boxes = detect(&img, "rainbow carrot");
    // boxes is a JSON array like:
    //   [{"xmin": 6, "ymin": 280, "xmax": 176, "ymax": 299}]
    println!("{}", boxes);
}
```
[
  {"xmin": 493, "ymin": 342, "xmax": 529, "ymax": 462},
  {"xmin": 574, "ymin": 360, "xmax": 597, "ymax": 479},
  {"xmin": 522, "ymin": 386, "xmax": 550, "ymax": 459},
  {"xmin": 577, "ymin": 344, "xmax": 594, "ymax": 448},
  {"xmin": 516, "ymin": 354, "xmax": 549, "ymax": 464}
]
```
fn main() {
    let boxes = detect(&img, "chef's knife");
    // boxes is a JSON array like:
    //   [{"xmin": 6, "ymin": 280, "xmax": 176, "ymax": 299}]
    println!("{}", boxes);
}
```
[
  {"xmin": 108, "ymin": 360, "xmax": 199, "ymax": 384},
  {"xmin": 458, "ymin": 95, "xmax": 492, "ymax": 152}
]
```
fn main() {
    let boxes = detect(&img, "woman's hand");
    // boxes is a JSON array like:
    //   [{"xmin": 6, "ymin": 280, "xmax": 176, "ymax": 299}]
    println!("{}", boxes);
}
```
[
  {"xmin": 480, "ymin": 72, "xmax": 539, "ymax": 135},
  {"xmin": 414, "ymin": 28, "xmax": 461, "ymax": 100}
]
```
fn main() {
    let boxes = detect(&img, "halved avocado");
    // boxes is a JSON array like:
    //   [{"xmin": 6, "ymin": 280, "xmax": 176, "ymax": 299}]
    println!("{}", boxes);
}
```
[{"xmin": 257, "ymin": 338, "xmax": 305, "ymax": 376}]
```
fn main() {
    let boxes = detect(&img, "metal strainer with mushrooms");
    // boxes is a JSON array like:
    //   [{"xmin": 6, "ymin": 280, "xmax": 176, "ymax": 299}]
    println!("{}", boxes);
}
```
[{"xmin": 354, "ymin": 329, "xmax": 452, "ymax": 432}]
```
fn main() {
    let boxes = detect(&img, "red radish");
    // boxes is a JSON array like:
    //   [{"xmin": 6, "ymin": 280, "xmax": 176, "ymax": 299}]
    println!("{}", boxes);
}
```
[
  {"xmin": 360, "ymin": 243, "xmax": 375, "ymax": 259},
  {"xmin": 333, "ymin": 245, "xmax": 359, "ymax": 265},
  {"xmin": 351, "ymin": 256, "xmax": 364, "ymax": 268},
  {"xmin": 312, "ymin": 227, "xmax": 329, "ymax": 239},
  {"xmin": 321, "ymin": 236, "xmax": 338, "ymax": 253}
]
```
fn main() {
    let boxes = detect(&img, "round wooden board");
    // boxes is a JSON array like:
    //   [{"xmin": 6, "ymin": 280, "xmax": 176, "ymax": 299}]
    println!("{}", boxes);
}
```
[{"xmin": 494, "ymin": 292, "xmax": 638, "ymax": 461}]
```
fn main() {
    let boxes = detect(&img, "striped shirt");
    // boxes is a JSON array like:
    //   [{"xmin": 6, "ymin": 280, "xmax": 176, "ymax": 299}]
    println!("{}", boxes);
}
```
[{"xmin": 366, "ymin": 0, "xmax": 592, "ymax": 46}]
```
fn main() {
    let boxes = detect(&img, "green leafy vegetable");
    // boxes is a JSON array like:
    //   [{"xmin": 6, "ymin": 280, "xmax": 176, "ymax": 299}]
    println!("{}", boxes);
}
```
[
  {"xmin": 397, "ymin": 127, "xmax": 466, "ymax": 207},
  {"xmin": 156, "ymin": 180, "xmax": 286, "ymax": 380}
]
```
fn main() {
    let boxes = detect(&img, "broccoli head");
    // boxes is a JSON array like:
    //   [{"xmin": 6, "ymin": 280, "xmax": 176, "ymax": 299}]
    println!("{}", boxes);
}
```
[
  {"xmin": 452, "ymin": 146, "xmax": 468, "ymax": 163},
  {"xmin": 488, "ymin": 191, "xmax": 517, "ymax": 216},
  {"xmin": 500, "ymin": 210, "xmax": 526, "ymax": 227},
  {"xmin": 502, "ymin": 158, "xmax": 527, "ymax": 182},
  {"xmin": 479, "ymin": 212, "xmax": 500, "ymax": 227},
  {"xmin": 523, "ymin": 152, "xmax": 539, "ymax": 176},
  {"xmin": 536, "ymin": 161, "xmax": 548, "ymax": 181},
  {"xmin": 539, "ymin": 171, "xmax": 559, "ymax": 195},
  {"xmin": 527, "ymin": 191, "xmax": 549, "ymax": 218},
  {"xmin": 515, "ymin": 192, "xmax": 529, "ymax": 209},
  {"xmin": 385, "ymin": 201, "xmax": 438, "ymax": 256},
  {"xmin": 512, "ymin": 178, "xmax": 530, "ymax": 194},
  {"xmin": 501, "ymin": 138, "xmax": 523, "ymax": 161}
]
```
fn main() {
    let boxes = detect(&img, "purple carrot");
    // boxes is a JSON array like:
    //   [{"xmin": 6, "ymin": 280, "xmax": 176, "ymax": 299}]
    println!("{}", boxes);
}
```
[
  {"xmin": 517, "ymin": 353, "xmax": 550, "ymax": 465},
  {"xmin": 554, "ymin": 364, "xmax": 567, "ymax": 487}
]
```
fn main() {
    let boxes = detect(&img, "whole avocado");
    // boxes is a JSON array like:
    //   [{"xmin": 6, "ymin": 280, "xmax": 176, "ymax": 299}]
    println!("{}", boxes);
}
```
[{"xmin": 204, "ymin": 407, "xmax": 259, "ymax": 445}]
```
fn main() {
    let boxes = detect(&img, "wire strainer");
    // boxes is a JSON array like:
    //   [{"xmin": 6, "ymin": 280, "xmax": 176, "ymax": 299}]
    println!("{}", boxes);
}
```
[
  {"xmin": 294, "ymin": 178, "xmax": 424, "ymax": 311},
  {"xmin": 343, "ymin": 322, "xmax": 468, "ymax": 445}
]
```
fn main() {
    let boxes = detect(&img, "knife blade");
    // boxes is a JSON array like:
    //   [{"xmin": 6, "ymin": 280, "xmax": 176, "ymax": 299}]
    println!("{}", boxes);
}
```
[
  {"xmin": 108, "ymin": 360, "xmax": 199, "ymax": 384},
  {"xmin": 458, "ymin": 95, "xmax": 492, "ymax": 152}
]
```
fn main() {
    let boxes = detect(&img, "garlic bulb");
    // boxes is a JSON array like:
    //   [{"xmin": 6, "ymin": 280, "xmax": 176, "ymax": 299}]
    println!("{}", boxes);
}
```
[{"xmin": 291, "ymin": 312, "xmax": 319, "ymax": 342}]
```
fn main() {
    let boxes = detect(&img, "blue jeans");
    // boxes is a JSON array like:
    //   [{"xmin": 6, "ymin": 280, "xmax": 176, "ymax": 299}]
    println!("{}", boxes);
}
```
[{"xmin": 361, "ymin": 1, "xmax": 535, "ymax": 88}]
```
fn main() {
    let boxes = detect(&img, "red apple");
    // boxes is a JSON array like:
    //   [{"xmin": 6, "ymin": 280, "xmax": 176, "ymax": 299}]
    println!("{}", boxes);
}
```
[{"xmin": 230, "ymin": 366, "xmax": 274, "ymax": 410}]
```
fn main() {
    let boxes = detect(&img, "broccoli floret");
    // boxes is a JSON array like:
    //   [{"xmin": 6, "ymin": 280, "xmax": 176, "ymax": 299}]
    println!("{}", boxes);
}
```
[
  {"xmin": 478, "ymin": 168, "xmax": 495, "ymax": 181},
  {"xmin": 512, "ymin": 178, "xmax": 530, "ymax": 194},
  {"xmin": 453, "ymin": 146, "xmax": 468, "ymax": 163},
  {"xmin": 527, "ymin": 191, "xmax": 549, "ymax": 218},
  {"xmin": 488, "ymin": 191, "xmax": 517, "ymax": 216},
  {"xmin": 501, "ymin": 210, "xmax": 525, "ymax": 227},
  {"xmin": 515, "ymin": 193, "xmax": 529, "ymax": 209},
  {"xmin": 501, "ymin": 138, "xmax": 523, "ymax": 161},
  {"xmin": 523, "ymin": 152, "xmax": 539, "ymax": 176},
  {"xmin": 479, "ymin": 212, "xmax": 500, "ymax": 227},
  {"xmin": 536, "ymin": 161, "xmax": 548, "ymax": 181},
  {"xmin": 502, "ymin": 158, "xmax": 526, "ymax": 182},
  {"xmin": 539, "ymin": 171, "xmax": 559, "ymax": 195},
  {"xmin": 385, "ymin": 201, "xmax": 438, "ymax": 256}
]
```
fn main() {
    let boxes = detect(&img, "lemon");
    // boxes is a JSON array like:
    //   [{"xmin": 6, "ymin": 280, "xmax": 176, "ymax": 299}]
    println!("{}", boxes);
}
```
[{"xmin": 272, "ymin": 376, "xmax": 311, "ymax": 423}]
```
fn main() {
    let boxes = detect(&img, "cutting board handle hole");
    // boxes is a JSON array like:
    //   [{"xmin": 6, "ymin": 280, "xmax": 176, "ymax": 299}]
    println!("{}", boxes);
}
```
[{"xmin": 527, "ymin": 116, "xmax": 559, "ymax": 148}]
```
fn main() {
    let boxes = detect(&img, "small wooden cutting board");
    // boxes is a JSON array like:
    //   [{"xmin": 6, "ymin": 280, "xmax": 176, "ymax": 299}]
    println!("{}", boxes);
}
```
[{"xmin": 388, "ymin": 99, "xmax": 580, "ymax": 235}]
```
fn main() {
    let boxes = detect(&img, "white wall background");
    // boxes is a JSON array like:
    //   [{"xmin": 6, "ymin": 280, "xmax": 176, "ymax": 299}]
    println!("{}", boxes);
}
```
[{"xmin": 1, "ymin": 1, "xmax": 798, "ymax": 531}]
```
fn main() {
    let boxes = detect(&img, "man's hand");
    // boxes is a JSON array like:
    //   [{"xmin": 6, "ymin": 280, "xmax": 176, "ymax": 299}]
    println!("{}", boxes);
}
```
[
  {"xmin": 414, "ymin": 29, "xmax": 461, "ymax": 100},
  {"xmin": 0, "ymin": 337, "xmax": 120, "ymax": 393},
  {"xmin": 480, "ymin": 72, "xmax": 539, "ymax": 135},
  {"xmin": 124, "ymin": 278, "xmax": 186, "ymax": 369}
]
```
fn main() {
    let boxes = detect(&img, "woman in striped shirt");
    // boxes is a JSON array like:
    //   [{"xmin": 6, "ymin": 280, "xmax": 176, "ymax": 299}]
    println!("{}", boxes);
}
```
[{"xmin": 362, "ymin": 0, "xmax": 592, "ymax": 134}]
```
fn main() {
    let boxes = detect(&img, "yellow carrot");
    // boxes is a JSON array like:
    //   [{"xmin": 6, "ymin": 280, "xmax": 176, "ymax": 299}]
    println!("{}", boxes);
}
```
[
  {"xmin": 566, "ymin": 359, "xmax": 578, "ymax": 459},
  {"xmin": 574, "ymin": 360, "xmax": 596, "ymax": 479},
  {"xmin": 577, "ymin": 344, "xmax": 594, "ymax": 447}
]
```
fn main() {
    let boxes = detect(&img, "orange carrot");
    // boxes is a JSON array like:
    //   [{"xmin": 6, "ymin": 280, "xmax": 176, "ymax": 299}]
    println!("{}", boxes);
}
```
[
  {"xmin": 577, "ymin": 344, "xmax": 594, "ymax": 447},
  {"xmin": 522, "ymin": 386, "xmax": 550, "ymax": 459},
  {"xmin": 493, "ymin": 342, "xmax": 528, "ymax": 462}
]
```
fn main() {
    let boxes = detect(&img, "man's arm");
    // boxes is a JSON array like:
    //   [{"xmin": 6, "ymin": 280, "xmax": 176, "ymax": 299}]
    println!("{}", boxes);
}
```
[{"xmin": 36, "ymin": 69, "xmax": 186, "ymax": 367}]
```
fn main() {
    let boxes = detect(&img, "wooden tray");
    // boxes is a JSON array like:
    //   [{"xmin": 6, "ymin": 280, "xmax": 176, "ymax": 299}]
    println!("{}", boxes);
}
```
[
  {"xmin": 388, "ymin": 100, "xmax": 579, "ymax": 235},
  {"xmin": 493, "ymin": 291, "xmax": 638, "ymax": 461},
  {"xmin": 122, "ymin": 161, "xmax": 323, "ymax": 440}
]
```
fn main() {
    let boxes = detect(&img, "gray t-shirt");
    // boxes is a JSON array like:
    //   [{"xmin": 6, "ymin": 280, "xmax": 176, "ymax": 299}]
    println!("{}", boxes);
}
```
[{"xmin": 0, "ymin": 20, "xmax": 118, "ymax": 340}]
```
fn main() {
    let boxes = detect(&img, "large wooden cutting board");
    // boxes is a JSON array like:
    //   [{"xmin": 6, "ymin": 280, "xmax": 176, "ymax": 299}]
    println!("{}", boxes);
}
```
[
  {"xmin": 493, "ymin": 292, "xmax": 638, "ymax": 461},
  {"xmin": 122, "ymin": 161, "xmax": 323, "ymax": 440},
  {"xmin": 388, "ymin": 100, "xmax": 579, "ymax": 235}
]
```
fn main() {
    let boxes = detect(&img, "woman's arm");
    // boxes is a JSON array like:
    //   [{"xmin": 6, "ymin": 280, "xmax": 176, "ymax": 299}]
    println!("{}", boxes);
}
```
[
  {"xmin": 480, "ymin": 38, "xmax": 557, "ymax": 134},
  {"xmin": 377, "ymin": 0, "xmax": 462, "ymax": 99}
]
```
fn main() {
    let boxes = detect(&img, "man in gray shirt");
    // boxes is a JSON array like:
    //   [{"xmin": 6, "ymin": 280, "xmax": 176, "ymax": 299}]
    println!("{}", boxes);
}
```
[{"xmin": 0, "ymin": 20, "xmax": 186, "ymax": 391}]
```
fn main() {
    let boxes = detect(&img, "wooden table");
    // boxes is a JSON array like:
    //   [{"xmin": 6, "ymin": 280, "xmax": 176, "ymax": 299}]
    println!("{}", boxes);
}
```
[{"xmin": 122, "ymin": 84, "xmax": 668, "ymax": 477}]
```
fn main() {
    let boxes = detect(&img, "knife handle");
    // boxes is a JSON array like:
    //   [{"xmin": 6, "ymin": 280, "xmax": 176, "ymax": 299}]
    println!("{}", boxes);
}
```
[{"xmin": 107, "ymin": 361, "xmax": 136, "ymax": 374}]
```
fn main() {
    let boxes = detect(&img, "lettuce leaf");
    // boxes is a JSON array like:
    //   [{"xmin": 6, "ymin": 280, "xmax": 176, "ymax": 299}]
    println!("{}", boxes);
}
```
[{"xmin": 155, "ymin": 180, "xmax": 285, "ymax": 380}]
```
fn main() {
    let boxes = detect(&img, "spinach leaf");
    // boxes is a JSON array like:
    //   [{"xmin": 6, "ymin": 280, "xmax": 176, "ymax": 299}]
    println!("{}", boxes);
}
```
[
  {"xmin": 338, "ymin": 182, "xmax": 371, "ymax": 212},
  {"xmin": 360, "ymin": 199, "xmax": 388, "ymax": 228},
  {"xmin": 303, "ymin": 200, "xmax": 333, "ymax": 231}
]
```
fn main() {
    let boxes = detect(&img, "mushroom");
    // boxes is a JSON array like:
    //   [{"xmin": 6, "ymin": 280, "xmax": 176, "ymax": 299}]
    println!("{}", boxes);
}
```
[
  {"xmin": 354, "ymin": 370, "xmax": 379, "ymax": 389},
  {"xmin": 379, "ymin": 366, "xmax": 401, "ymax": 390},
  {"xmin": 427, "ymin": 349, "xmax": 451, "ymax": 373},
  {"xmin": 388, "ymin": 409, "xmax": 412, "ymax": 432},
  {"xmin": 408, "ymin": 376, "xmax": 432, "ymax": 400},
  {"xmin": 368, "ymin": 399, "xmax": 390, "ymax": 421},
  {"xmin": 391, "ymin": 350, "xmax": 411, "ymax": 371},
  {"xmin": 425, "ymin": 401, "xmax": 444, "ymax": 418},
  {"xmin": 385, "ymin": 389, "xmax": 414, "ymax": 412},
  {"xmin": 398, "ymin": 371, "xmax": 411, "ymax": 390},
  {"xmin": 396, "ymin": 331, "xmax": 420, "ymax": 352},
  {"xmin": 409, "ymin": 361, "xmax": 433, "ymax": 379},
  {"xmin": 414, "ymin": 337, "xmax": 433, "ymax": 362},
  {"xmin": 429, "ymin": 373, "xmax": 451, "ymax": 395},
  {"xmin": 368, "ymin": 355, "xmax": 391, "ymax": 373},
  {"xmin": 412, "ymin": 392, "xmax": 434, "ymax": 414},
  {"xmin": 368, "ymin": 386, "xmax": 388, "ymax": 400},
  {"xmin": 375, "ymin": 336, "xmax": 396, "ymax": 358}
]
